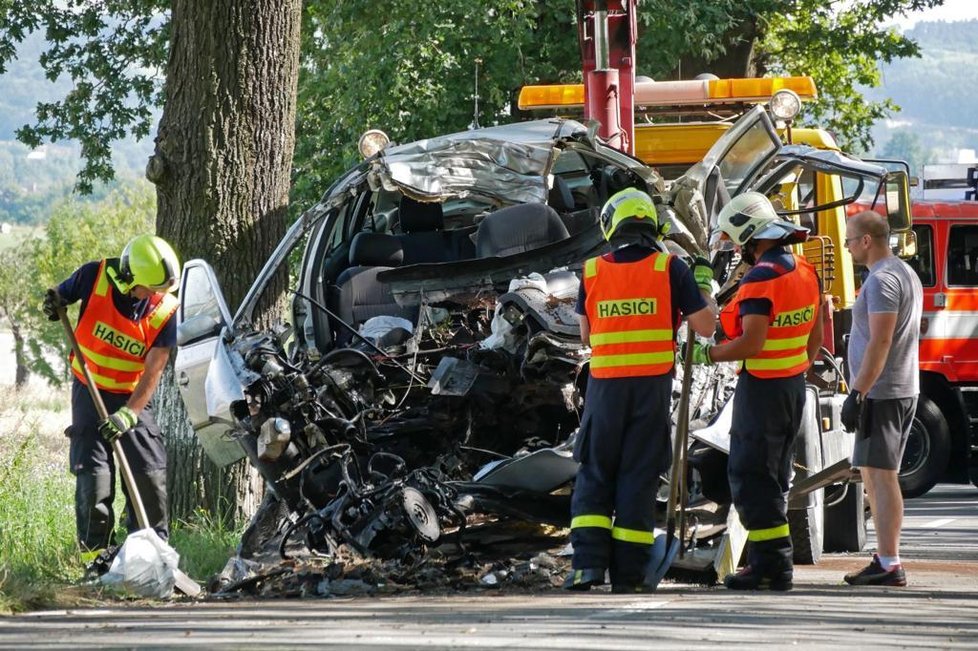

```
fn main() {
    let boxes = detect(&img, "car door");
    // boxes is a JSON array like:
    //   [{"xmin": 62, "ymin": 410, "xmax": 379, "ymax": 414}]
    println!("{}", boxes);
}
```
[
  {"xmin": 668, "ymin": 105, "xmax": 784, "ymax": 248},
  {"xmin": 173, "ymin": 259, "xmax": 245, "ymax": 467}
]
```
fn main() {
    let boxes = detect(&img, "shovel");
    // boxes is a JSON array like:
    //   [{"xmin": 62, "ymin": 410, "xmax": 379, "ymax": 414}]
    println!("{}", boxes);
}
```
[
  {"xmin": 644, "ymin": 334, "xmax": 695, "ymax": 590},
  {"xmin": 58, "ymin": 307, "xmax": 201, "ymax": 598}
]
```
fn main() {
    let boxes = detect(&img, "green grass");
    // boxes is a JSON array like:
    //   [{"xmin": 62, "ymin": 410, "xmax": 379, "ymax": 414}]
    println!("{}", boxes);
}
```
[
  {"xmin": 0, "ymin": 387, "xmax": 243, "ymax": 612},
  {"xmin": 169, "ymin": 507, "xmax": 244, "ymax": 582},
  {"xmin": 0, "ymin": 427, "xmax": 84, "ymax": 613}
]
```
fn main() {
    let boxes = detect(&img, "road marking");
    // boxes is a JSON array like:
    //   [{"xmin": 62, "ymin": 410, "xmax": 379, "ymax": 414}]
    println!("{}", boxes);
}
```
[{"xmin": 920, "ymin": 518, "xmax": 956, "ymax": 528}]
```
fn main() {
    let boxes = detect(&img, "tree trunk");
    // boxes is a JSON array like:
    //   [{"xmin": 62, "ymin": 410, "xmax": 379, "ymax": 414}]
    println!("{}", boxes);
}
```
[
  {"xmin": 11, "ymin": 320, "xmax": 28, "ymax": 388},
  {"xmin": 148, "ymin": 0, "xmax": 302, "ymax": 525},
  {"xmin": 671, "ymin": 17, "xmax": 762, "ymax": 80}
]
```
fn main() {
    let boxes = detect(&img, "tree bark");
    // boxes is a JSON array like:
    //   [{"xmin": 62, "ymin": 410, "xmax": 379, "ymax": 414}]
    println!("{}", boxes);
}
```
[
  {"xmin": 670, "ymin": 17, "xmax": 762, "ymax": 80},
  {"xmin": 149, "ymin": 0, "xmax": 302, "ymax": 525},
  {"xmin": 11, "ymin": 320, "xmax": 28, "ymax": 388}
]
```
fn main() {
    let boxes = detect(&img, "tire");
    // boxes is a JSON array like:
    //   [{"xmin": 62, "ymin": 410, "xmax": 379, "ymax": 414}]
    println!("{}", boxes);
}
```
[
  {"xmin": 822, "ymin": 483, "xmax": 866, "ymax": 553},
  {"xmin": 899, "ymin": 396, "xmax": 951, "ymax": 499},
  {"xmin": 789, "ymin": 388, "xmax": 824, "ymax": 565}
]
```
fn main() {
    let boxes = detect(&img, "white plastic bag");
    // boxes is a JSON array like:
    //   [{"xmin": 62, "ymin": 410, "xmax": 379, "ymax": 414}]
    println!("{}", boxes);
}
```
[{"xmin": 100, "ymin": 529, "xmax": 179, "ymax": 599}]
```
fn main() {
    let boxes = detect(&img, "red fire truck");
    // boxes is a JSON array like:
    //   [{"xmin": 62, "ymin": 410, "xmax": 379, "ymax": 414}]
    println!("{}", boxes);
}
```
[{"xmin": 897, "ymin": 188, "xmax": 978, "ymax": 496}]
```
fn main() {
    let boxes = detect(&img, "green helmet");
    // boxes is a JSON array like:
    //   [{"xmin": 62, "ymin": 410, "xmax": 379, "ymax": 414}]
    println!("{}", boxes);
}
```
[
  {"xmin": 119, "ymin": 234, "xmax": 180, "ymax": 293},
  {"xmin": 711, "ymin": 191, "xmax": 808, "ymax": 250},
  {"xmin": 599, "ymin": 188, "xmax": 658, "ymax": 241}
]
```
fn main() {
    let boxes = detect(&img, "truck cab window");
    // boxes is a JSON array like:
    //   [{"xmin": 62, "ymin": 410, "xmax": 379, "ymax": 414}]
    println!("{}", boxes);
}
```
[{"xmin": 947, "ymin": 225, "xmax": 978, "ymax": 287}]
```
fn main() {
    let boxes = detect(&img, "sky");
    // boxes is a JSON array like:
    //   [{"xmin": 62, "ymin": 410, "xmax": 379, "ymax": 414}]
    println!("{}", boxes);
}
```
[{"xmin": 894, "ymin": 0, "xmax": 978, "ymax": 29}]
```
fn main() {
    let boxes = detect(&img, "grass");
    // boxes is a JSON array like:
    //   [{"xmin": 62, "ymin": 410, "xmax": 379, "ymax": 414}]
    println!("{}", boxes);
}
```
[{"xmin": 0, "ymin": 384, "xmax": 242, "ymax": 613}]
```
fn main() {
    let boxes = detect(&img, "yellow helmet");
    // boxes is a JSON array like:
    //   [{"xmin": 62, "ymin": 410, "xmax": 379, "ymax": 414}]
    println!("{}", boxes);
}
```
[
  {"xmin": 118, "ymin": 234, "xmax": 180, "ymax": 293},
  {"xmin": 599, "ymin": 188, "xmax": 658, "ymax": 241}
]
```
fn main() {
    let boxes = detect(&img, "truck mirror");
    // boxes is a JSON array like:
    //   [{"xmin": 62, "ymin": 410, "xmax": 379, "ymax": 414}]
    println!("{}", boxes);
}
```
[
  {"xmin": 890, "ymin": 229, "xmax": 917, "ymax": 259},
  {"xmin": 884, "ymin": 170, "xmax": 912, "ymax": 233}
]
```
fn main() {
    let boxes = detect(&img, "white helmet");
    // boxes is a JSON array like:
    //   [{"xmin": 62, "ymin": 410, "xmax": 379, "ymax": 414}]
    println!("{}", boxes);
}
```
[{"xmin": 711, "ymin": 191, "xmax": 809, "ymax": 250}]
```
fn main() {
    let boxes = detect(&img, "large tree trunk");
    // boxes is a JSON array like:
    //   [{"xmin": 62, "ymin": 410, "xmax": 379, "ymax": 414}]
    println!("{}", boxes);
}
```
[
  {"xmin": 670, "ymin": 17, "xmax": 762, "ymax": 80},
  {"xmin": 148, "ymin": 0, "xmax": 302, "ymax": 525}
]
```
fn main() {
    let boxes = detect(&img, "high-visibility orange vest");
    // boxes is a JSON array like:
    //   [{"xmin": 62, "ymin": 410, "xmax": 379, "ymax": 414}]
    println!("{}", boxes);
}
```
[
  {"xmin": 583, "ymin": 251, "xmax": 675, "ymax": 378},
  {"xmin": 70, "ymin": 259, "xmax": 179, "ymax": 393},
  {"xmin": 720, "ymin": 254, "xmax": 819, "ymax": 379}
]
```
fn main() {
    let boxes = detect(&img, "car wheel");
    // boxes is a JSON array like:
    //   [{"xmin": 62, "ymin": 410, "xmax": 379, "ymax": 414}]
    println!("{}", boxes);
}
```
[{"xmin": 899, "ymin": 396, "xmax": 950, "ymax": 499}]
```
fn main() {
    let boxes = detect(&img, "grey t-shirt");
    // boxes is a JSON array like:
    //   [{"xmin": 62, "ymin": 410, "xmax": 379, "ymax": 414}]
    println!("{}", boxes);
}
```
[{"xmin": 848, "ymin": 255, "xmax": 923, "ymax": 399}]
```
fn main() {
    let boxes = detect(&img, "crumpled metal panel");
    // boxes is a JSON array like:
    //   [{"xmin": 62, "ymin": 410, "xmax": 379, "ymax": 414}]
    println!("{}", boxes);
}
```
[{"xmin": 368, "ymin": 137, "xmax": 556, "ymax": 205}]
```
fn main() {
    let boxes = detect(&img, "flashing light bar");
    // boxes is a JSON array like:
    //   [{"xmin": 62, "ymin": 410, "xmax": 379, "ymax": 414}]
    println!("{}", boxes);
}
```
[{"xmin": 518, "ymin": 76, "xmax": 817, "ymax": 111}]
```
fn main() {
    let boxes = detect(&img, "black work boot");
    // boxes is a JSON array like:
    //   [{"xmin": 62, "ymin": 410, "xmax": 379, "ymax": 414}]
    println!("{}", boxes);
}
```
[
  {"xmin": 725, "ymin": 538, "xmax": 793, "ymax": 591},
  {"xmin": 563, "ymin": 568, "xmax": 606, "ymax": 591},
  {"xmin": 723, "ymin": 564, "xmax": 793, "ymax": 591}
]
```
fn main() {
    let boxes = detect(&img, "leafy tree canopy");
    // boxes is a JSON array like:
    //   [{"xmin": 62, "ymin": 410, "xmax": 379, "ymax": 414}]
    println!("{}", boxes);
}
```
[{"xmin": 0, "ymin": 0, "xmax": 946, "ymax": 200}]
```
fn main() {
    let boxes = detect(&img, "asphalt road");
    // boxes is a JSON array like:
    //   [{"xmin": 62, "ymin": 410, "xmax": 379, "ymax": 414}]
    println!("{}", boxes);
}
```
[{"xmin": 3, "ymin": 484, "xmax": 977, "ymax": 649}]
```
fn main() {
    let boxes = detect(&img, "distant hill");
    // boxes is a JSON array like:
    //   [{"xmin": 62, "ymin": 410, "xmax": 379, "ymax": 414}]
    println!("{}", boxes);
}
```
[
  {"xmin": 0, "ymin": 30, "xmax": 155, "ymax": 224},
  {"xmin": 868, "ymin": 19, "xmax": 978, "ymax": 179}
]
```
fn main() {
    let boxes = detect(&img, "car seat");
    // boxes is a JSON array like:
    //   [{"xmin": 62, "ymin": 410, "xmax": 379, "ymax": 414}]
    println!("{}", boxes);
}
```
[{"xmin": 475, "ymin": 203, "xmax": 570, "ymax": 257}]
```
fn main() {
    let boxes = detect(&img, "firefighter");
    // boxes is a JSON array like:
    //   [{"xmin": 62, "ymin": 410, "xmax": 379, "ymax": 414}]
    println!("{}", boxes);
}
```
[
  {"xmin": 565, "ymin": 188, "xmax": 716, "ymax": 593},
  {"xmin": 42, "ymin": 234, "xmax": 180, "ymax": 559},
  {"xmin": 691, "ymin": 191, "xmax": 823, "ymax": 591}
]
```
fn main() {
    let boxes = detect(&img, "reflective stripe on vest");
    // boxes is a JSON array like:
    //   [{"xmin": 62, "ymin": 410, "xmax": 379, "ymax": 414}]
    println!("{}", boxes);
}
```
[
  {"xmin": 584, "ymin": 252, "xmax": 675, "ymax": 378},
  {"xmin": 719, "ymin": 255, "xmax": 819, "ymax": 379},
  {"xmin": 70, "ymin": 259, "xmax": 178, "ymax": 393}
]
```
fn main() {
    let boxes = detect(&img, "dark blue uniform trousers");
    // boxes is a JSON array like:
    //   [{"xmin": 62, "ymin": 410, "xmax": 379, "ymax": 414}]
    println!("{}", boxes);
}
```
[
  {"xmin": 570, "ymin": 373, "xmax": 672, "ymax": 586},
  {"xmin": 69, "ymin": 379, "xmax": 168, "ymax": 551},
  {"xmin": 728, "ymin": 371, "xmax": 806, "ymax": 572}
]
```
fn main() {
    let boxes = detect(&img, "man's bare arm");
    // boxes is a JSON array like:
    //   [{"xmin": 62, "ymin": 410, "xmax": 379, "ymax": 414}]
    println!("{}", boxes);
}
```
[
  {"xmin": 126, "ymin": 346, "xmax": 172, "ymax": 414},
  {"xmin": 851, "ymin": 311, "xmax": 897, "ymax": 394}
]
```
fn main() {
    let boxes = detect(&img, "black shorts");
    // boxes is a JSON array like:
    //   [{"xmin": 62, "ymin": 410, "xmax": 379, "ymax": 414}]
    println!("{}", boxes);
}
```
[{"xmin": 852, "ymin": 396, "xmax": 917, "ymax": 471}]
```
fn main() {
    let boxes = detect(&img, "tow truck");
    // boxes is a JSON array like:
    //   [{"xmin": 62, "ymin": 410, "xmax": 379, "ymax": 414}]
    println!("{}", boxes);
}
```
[{"xmin": 518, "ymin": 0, "xmax": 917, "ymax": 564}]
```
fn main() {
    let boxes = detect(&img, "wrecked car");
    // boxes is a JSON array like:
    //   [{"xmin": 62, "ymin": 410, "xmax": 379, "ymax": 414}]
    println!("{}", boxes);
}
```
[{"xmin": 174, "ymin": 108, "xmax": 905, "ymax": 588}]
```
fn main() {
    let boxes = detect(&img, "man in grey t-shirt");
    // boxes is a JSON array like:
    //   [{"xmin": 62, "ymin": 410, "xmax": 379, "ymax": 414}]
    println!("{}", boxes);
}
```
[{"xmin": 841, "ymin": 211, "xmax": 922, "ymax": 587}]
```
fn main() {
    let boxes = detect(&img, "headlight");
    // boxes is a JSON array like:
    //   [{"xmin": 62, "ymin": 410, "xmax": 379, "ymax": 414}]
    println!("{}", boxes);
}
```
[
  {"xmin": 358, "ymin": 129, "xmax": 390, "ymax": 159},
  {"xmin": 769, "ymin": 89, "xmax": 802, "ymax": 121}
]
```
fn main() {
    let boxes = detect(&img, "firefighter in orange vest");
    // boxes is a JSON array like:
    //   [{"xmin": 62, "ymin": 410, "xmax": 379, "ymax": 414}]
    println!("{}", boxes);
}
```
[
  {"xmin": 565, "ymin": 188, "xmax": 716, "ymax": 593},
  {"xmin": 42, "ymin": 234, "xmax": 180, "ymax": 558},
  {"xmin": 691, "ymin": 192, "xmax": 824, "ymax": 591}
]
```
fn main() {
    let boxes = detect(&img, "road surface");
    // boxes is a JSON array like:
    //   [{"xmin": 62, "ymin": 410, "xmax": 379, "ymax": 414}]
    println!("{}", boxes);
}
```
[{"xmin": 2, "ymin": 484, "xmax": 977, "ymax": 649}]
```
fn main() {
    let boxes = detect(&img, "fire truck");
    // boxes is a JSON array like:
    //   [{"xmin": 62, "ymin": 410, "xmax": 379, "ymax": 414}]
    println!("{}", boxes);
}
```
[{"xmin": 887, "ymin": 167, "xmax": 978, "ymax": 496}]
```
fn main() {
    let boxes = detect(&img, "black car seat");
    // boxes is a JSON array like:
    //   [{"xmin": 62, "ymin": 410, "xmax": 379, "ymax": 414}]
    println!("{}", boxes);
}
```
[
  {"xmin": 333, "ymin": 232, "xmax": 417, "ymax": 344},
  {"xmin": 549, "ymin": 175, "xmax": 598, "ymax": 236},
  {"xmin": 475, "ymin": 203, "xmax": 570, "ymax": 257}
]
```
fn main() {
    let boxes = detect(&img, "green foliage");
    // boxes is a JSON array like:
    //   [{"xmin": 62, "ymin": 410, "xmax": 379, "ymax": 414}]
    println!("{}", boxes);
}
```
[
  {"xmin": 0, "ymin": 1, "xmax": 167, "ymax": 193},
  {"xmin": 168, "ymin": 508, "xmax": 244, "ymax": 581},
  {"xmin": 0, "ymin": 184, "xmax": 155, "ymax": 386},
  {"xmin": 761, "ymin": 0, "xmax": 944, "ymax": 153},
  {"xmin": 292, "ymin": 1, "xmax": 580, "ymax": 207},
  {"xmin": 0, "ymin": 420, "xmax": 81, "ymax": 614}
]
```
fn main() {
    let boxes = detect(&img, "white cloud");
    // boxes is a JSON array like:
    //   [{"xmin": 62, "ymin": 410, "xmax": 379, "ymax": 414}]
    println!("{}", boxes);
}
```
[{"xmin": 892, "ymin": 0, "xmax": 978, "ymax": 30}]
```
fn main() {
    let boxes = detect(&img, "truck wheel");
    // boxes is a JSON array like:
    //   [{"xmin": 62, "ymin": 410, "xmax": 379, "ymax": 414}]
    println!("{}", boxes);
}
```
[
  {"xmin": 822, "ymin": 483, "xmax": 866, "ymax": 552},
  {"xmin": 899, "ymin": 396, "xmax": 950, "ymax": 499}
]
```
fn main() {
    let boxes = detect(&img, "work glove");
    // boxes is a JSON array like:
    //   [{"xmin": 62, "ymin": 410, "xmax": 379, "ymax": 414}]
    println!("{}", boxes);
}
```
[
  {"xmin": 42, "ymin": 288, "xmax": 67, "ymax": 322},
  {"xmin": 840, "ymin": 390, "xmax": 863, "ymax": 433},
  {"xmin": 98, "ymin": 406, "xmax": 138, "ymax": 442},
  {"xmin": 689, "ymin": 341, "xmax": 714, "ymax": 365},
  {"xmin": 692, "ymin": 256, "xmax": 714, "ymax": 295}
]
